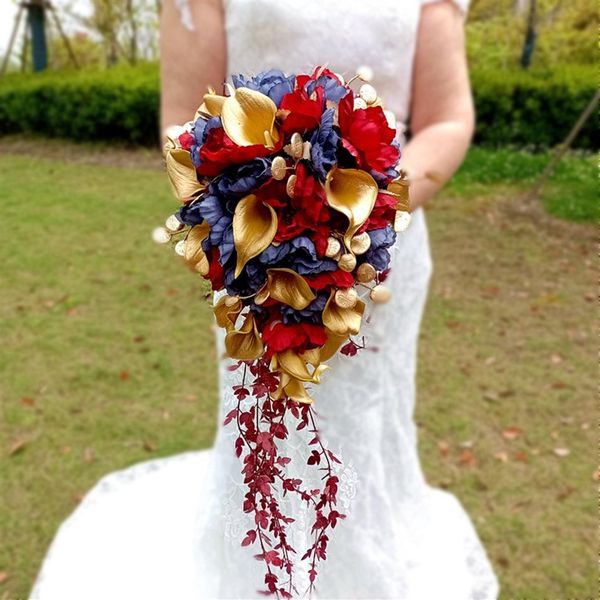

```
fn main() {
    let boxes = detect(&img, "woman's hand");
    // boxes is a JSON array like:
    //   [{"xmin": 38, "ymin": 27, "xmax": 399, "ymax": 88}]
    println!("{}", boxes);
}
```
[
  {"xmin": 160, "ymin": 0, "xmax": 227, "ymax": 138},
  {"xmin": 402, "ymin": 1, "xmax": 475, "ymax": 210}
]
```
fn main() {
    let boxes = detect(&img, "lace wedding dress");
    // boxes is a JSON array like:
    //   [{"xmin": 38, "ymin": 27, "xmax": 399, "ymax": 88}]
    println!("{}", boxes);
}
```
[{"xmin": 31, "ymin": 1, "xmax": 499, "ymax": 598}]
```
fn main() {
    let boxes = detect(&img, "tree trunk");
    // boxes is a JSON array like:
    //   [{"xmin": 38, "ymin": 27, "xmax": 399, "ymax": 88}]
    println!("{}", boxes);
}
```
[{"xmin": 520, "ymin": 0, "xmax": 537, "ymax": 68}]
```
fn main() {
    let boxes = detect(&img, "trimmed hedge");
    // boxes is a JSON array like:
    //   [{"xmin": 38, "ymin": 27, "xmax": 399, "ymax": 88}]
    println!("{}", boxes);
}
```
[{"xmin": 0, "ymin": 63, "xmax": 596, "ymax": 149}]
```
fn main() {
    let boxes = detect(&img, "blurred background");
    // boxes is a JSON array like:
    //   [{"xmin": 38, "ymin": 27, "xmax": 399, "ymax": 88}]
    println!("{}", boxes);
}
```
[{"xmin": 0, "ymin": 1, "xmax": 596, "ymax": 598}]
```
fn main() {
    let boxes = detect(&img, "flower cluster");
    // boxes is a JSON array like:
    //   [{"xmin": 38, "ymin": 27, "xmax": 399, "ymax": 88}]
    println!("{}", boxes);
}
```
[
  {"xmin": 158, "ymin": 66, "xmax": 411, "ymax": 404},
  {"xmin": 155, "ymin": 66, "xmax": 412, "ymax": 597}
]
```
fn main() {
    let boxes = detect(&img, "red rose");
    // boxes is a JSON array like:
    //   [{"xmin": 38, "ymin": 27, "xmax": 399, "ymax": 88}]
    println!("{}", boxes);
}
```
[
  {"xmin": 304, "ymin": 270, "xmax": 355, "ymax": 291},
  {"xmin": 197, "ymin": 127, "xmax": 276, "ymax": 177},
  {"xmin": 279, "ymin": 86, "xmax": 325, "ymax": 135},
  {"xmin": 263, "ymin": 321, "xmax": 328, "ymax": 353},
  {"xmin": 338, "ymin": 92, "xmax": 399, "ymax": 173},
  {"xmin": 363, "ymin": 191, "xmax": 397, "ymax": 231},
  {"xmin": 178, "ymin": 131, "xmax": 195, "ymax": 151},
  {"xmin": 206, "ymin": 247, "xmax": 225, "ymax": 290}
]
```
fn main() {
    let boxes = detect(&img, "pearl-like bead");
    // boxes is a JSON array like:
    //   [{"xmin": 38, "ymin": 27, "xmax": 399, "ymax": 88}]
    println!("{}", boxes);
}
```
[
  {"xmin": 338, "ymin": 253, "xmax": 357, "ymax": 272},
  {"xmin": 325, "ymin": 237, "xmax": 342, "ymax": 258},
  {"xmin": 271, "ymin": 156, "xmax": 287, "ymax": 180},
  {"xmin": 174, "ymin": 240, "xmax": 186, "ymax": 256},
  {"xmin": 350, "ymin": 232, "xmax": 371, "ymax": 255},
  {"xmin": 165, "ymin": 214, "xmax": 184, "ymax": 233},
  {"xmin": 356, "ymin": 262, "xmax": 377, "ymax": 283},
  {"xmin": 370, "ymin": 285, "xmax": 392, "ymax": 304},
  {"xmin": 359, "ymin": 84, "xmax": 377, "ymax": 105},
  {"xmin": 353, "ymin": 97, "xmax": 368, "ymax": 110},
  {"xmin": 335, "ymin": 288, "xmax": 358, "ymax": 309},
  {"xmin": 356, "ymin": 65, "xmax": 374, "ymax": 82},
  {"xmin": 152, "ymin": 227, "xmax": 171, "ymax": 244}
]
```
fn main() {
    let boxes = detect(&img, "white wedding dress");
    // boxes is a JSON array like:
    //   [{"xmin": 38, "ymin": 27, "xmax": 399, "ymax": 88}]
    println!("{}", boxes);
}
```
[{"xmin": 31, "ymin": 1, "xmax": 499, "ymax": 598}]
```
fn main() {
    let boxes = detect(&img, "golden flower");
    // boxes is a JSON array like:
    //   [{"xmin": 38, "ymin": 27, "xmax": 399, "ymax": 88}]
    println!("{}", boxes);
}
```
[
  {"xmin": 224, "ymin": 312, "xmax": 264, "ymax": 360},
  {"xmin": 213, "ymin": 295, "xmax": 243, "ymax": 331},
  {"xmin": 323, "ymin": 289, "xmax": 365, "ymax": 336},
  {"xmin": 184, "ymin": 222, "xmax": 210, "ymax": 276},
  {"xmin": 165, "ymin": 147, "xmax": 205, "ymax": 201}
]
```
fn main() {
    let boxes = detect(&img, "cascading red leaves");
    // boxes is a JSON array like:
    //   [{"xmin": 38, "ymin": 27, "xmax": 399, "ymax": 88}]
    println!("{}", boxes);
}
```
[{"xmin": 228, "ymin": 359, "xmax": 345, "ymax": 598}]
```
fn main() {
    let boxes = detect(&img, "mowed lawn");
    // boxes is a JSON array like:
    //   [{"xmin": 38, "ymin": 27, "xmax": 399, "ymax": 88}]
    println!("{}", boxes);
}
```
[{"xmin": 0, "ymin": 145, "xmax": 595, "ymax": 599}]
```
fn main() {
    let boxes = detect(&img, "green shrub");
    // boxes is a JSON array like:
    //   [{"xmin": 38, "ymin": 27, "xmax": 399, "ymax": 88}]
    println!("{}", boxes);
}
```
[
  {"xmin": 470, "ymin": 65, "xmax": 597, "ymax": 149},
  {"xmin": 0, "ymin": 63, "xmax": 596, "ymax": 149},
  {"xmin": 0, "ymin": 63, "xmax": 159, "ymax": 145}
]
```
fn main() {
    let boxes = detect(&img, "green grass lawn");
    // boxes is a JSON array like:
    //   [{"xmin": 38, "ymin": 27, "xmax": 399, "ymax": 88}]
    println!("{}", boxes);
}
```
[{"xmin": 0, "ymin": 145, "xmax": 595, "ymax": 599}]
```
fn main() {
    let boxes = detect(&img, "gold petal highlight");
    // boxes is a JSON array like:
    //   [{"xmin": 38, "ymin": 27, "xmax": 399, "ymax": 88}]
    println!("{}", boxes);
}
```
[
  {"xmin": 232, "ymin": 195, "xmax": 278, "ymax": 278},
  {"xmin": 184, "ymin": 222, "xmax": 210, "ymax": 275},
  {"xmin": 266, "ymin": 268, "xmax": 316, "ymax": 310},
  {"xmin": 165, "ymin": 148, "xmax": 205, "ymax": 201},
  {"xmin": 214, "ymin": 295, "xmax": 243, "ymax": 331},
  {"xmin": 221, "ymin": 88, "xmax": 280, "ymax": 148},
  {"xmin": 386, "ymin": 177, "xmax": 411, "ymax": 212},
  {"xmin": 325, "ymin": 167, "xmax": 378, "ymax": 245},
  {"xmin": 323, "ymin": 289, "xmax": 365, "ymax": 336},
  {"xmin": 224, "ymin": 312, "xmax": 264, "ymax": 360}
]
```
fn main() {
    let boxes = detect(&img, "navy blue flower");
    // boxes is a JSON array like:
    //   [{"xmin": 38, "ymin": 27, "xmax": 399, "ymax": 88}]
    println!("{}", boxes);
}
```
[
  {"xmin": 281, "ymin": 293, "xmax": 328, "ymax": 325},
  {"xmin": 190, "ymin": 116, "xmax": 221, "ymax": 167},
  {"xmin": 306, "ymin": 72, "xmax": 347, "ymax": 103},
  {"xmin": 257, "ymin": 237, "xmax": 338, "ymax": 275},
  {"xmin": 216, "ymin": 158, "xmax": 272, "ymax": 197},
  {"xmin": 310, "ymin": 108, "xmax": 339, "ymax": 180},
  {"xmin": 362, "ymin": 226, "xmax": 397, "ymax": 271},
  {"xmin": 177, "ymin": 201, "xmax": 204, "ymax": 226},
  {"xmin": 232, "ymin": 69, "xmax": 295, "ymax": 107},
  {"xmin": 223, "ymin": 258, "xmax": 267, "ymax": 298}
]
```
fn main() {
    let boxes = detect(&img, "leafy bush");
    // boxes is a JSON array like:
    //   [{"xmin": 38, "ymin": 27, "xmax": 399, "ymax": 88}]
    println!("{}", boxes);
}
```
[
  {"xmin": 0, "ymin": 63, "xmax": 159, "ymax": 145},
  {"xmin": 0, "ymin": 63, "xmax": 596, "ymax": 149},
  {"xmin": 470, "ymin": 65, "xmax": 597, "ymax": 149}
]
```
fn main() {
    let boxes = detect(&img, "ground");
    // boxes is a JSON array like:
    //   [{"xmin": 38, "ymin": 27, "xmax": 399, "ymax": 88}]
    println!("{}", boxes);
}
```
[{"xmin": 0, "ymin": 140, "xmax": 595, "ymax": 599}]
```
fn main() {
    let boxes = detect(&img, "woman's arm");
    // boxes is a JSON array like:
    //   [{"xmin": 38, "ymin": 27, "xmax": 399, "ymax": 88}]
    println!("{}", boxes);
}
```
[
  {"xmin": 160, "ymin": 0, "xmax": 227, "ymax": 137},
  {"xmin": 401, "ymin": 1, "xmax": 475, "ymax": 210}
]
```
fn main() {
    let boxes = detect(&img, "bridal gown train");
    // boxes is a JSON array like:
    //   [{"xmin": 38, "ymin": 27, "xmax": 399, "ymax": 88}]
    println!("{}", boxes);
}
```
[{"xmin": 31, "ymin": 0, "xmax": 499, "ymax": 598}]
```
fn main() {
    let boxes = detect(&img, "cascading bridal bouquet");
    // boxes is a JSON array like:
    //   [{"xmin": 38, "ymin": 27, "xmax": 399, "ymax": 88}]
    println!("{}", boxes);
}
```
[{"xmin": 154, "ymin": 66, "xmax": 412, "ymax": 597}]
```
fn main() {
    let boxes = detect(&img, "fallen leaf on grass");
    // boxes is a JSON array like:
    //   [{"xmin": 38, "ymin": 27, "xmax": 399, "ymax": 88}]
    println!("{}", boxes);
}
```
[
  {"xmin": 553, "ymin": 447, "xmax": 570, "ymax": 458},
  {"xmin": 83, "ymin": 448, "xmax": 94, "ymax": 463},
  {"xmin": 514, "ymin": 451, "xmax": 528, "ymax": 463},
  {"xmin": 8, "ymin": 438, "xmax": 28, "ymax": 456},
  {"xmin": 459, "ymin": 440, "xmax": 474, "ymax": 449},
  {"xmin": 119, "ymin": 371, "xmax": 130, "ymax": 381},
  {"xmin": 483, "ymin": 390, "xmax": 499, "ymax": 402},
  {"xmin": 0, "ymin": 571, "xmax": 8, "ymax": 584},
  {"xmin": 550, "ymin": 353, "xmax": 563, "ymax": 365},
  {"xmin": 458, "ymin": 449, "xmax": 477, "ymax": 467},
  {"xmin": 437, "ymin": 440, "xmax": 450, "ymax": 458},
  {"xmin": 494, "ymin": 452, "xmax": 509, "ymax": 463},
  {"xmin": 20, "ymin": 396, "xmax": 35, "ymax": 407},
  {"xmin": 143, "ymin": 440, "xmax": 157, "ymax": 453},
  {"xmin": 502, "ymin": 427, "xmax": 522, "ymax": 441},
  {"xmin": 556, "ymin": 486, "xmax": 575, "ymax": 501}
]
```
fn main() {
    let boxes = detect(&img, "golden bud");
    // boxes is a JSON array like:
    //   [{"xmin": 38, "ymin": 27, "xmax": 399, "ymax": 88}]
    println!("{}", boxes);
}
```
[
  {"xmin": 334, "ymin": 288, "xmax": 358, "ymax": 309},
  {"xmin": 290, "ymin": 132, "xmax": 304, "ymax": 159},
  {"xmin": 271, "ymin": 156, "xmax": 287, "ymax": 180},
  {"xmin": 325, "ymin": 237, "xmax": 342, "ymax": 258},
  {"xmin": 356, "ymin": 262, "xmax": 376, "ymax": 283},
  {"xmin": 338, "ymin": 253, "xmax": 357, "ymax": 272},
  {"xmin": 350, "ymin": 232, "xmax": 371, "ymax": 255},
  {"xmin": 286, "ymin": 174, "xmax": 297, "ymax": 198},
  {"xmin": 370, "ymin": 285, "xmax": 391, "ymax": 304}
]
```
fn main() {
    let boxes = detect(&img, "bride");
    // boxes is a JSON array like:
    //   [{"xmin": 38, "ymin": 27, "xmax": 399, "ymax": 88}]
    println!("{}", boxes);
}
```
[{"xmin": 31, "ymin": 0, "xmax": 499, "ymax": 598}]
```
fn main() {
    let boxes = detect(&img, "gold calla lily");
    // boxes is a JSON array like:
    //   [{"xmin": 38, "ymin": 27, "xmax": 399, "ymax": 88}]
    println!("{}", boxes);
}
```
[
  {"xmin": 165, "ymin": 147, "xmax": 205, "ymax": 201},
  {"xmin": 322, "ymin": 289, "xmax": 365, "ymax": 336},
  {"xmin": 386, "ymin": 177, "xmax": 410, "ymax": 212},
  {"xmin": 221, "ymin": 87, "xmax": 280, "ymax": 148},
  {"xmin": 318, "ymin": 332, "xmax": 349, "ymax": 362},
  {"xmin": 282, "ymin": 377, "xmax": 314, "ymax": 404},
  {"xmin": 232, "ymin": 194, "xmax": 278, "ymax": 278},
  {"xmin": 301, "ymin": 347, "xmax": 321, "ymax": 367},
  {"xmin": 264, "ymin": 268, "xmax": 316, "ymax": 310},
  {"xmin": 276, "ymin": 350, "xmax": 329, "ymax": 384},
  {"xmin": 184, "ymin": 222, "xmax": 210, "ymax": 275},
  {"xmin": 325, "ymin": 167, "xmax": 378, "ymax": 246},
  {"xmin": 213, "ymin": 295, "xmax": 243, "ymax": 331},
  {"xmin": 198, "ymin": 92, "xmax": 227, "ymax": 118},
  {"xmin": 224, "ymin": 312, "xmax": 264, "ymax": 360}
]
